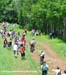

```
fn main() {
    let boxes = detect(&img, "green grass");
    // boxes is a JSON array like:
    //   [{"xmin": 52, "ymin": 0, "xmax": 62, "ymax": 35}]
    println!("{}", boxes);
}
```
[
  {"xmin": 32, "ymin": 34, "xmax": 66, "ymax": 60},
  {"xmin": 0, "ymin": 25, "xmax": 41, "ymax": 75},
  {"xmin": 47, "ymin": 38, "xmax": 66, "ymax": 60},
  {"xmin": 0, "ymin": 25, "xmax": 66, "ymax": 75}
]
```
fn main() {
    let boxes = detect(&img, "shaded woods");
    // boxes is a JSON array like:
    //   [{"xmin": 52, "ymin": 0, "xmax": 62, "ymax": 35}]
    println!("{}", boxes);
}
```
[{"xmin": 0, "ymin": 0, "xmax": 66, "ymax": 39}]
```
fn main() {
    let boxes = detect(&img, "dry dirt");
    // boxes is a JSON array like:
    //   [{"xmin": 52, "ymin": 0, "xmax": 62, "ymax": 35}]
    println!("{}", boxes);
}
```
[{"xmin": 31, "ymin": 42, "xmax": 66, "ymax": 72}]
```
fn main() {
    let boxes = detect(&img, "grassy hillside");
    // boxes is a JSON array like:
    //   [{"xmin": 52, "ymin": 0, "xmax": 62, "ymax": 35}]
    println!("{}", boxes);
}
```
[
  {"xmin": 0, "ymin": 25, "xmax": 41, "ymax": 75},
  {"xmin": 35, "ymin": 35, "xmax": 66, "ymax": 60},
  {"xmin": 0, "ymin": 24, "xmax": 66, "ymax": 75}
]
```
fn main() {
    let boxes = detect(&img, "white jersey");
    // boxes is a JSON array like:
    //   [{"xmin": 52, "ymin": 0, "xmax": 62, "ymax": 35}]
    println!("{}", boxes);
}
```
[
  {"xmin": 9, "ymin": 31, "xmax": 12, "ymax": 35},
  {"xmin": 0, "ymin": 29, "xmax": 3, "ymax": 33},
  {"xmin": 53, "ymin": 69, "xmax": 61, "ymax": 75},
  {"xmin": 23, "ymin": 32, "xmax": 26, "ymax": 36},
  {"xmin": 13, "ymin": 44, "xmax": 18, "ymax": 51},
  {"xmin": 40, "ymin": 51, "xmax": 45, "ymax": 57},
  {"xmin": 0, "ymin": 29, "xmax": 3, "ymax": 32},
  {"xmin": 30, "ymin": 40, "xmax": 35, "ymax": 45}
]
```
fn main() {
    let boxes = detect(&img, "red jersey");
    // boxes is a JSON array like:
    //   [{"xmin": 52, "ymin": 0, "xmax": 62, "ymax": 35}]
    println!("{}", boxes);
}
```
[
  {"xmin": 21, "ymin": 38, "xmax": 26, "ymax": 45},
  {"xmin": 20, "ymin": 47, "xmax": 25, "ymax": 53}
]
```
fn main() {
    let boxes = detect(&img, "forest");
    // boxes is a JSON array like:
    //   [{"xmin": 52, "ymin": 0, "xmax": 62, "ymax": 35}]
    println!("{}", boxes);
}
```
[{"xmin": 0, "ymin": 0, "xmax": 66, "ymax": 39}]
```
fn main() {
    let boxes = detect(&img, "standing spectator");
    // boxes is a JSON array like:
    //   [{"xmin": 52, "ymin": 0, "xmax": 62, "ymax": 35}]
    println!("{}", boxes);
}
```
[
  {"xmin": 15, "ymin": 32, "xmax": 20, "ymax": 40},
  {"xmin": 0, "ymin": 29, "xmax": 3, "ymax": 34},
  {"xmin": 31, "ymin": 29, "xmax": 35, "ymax": 36},
  {"xmin": 11, "ymin": 31, "xmax": 15, "ymax": 39},
  {"xmin": 2, "ymin": 30, "xmax": 5, "ymax": 38},
  {"xmin": 2, "ymin": 21, "xmax": 6, "ymax": 29},
  {"xmin": 13, "ymin": 43, "xmax": 18, "ymax": 58},
  {"xmin": 8, "ymin": 30, "xmax": 12, "ymax": 37},
  {"xmin": 41, "ymin": 61, "xmax": 48, "ymax": 75},
  {"xmin": 3, "ymin": 38, "xmax": 8, "ymax": 48},
  {"xmin": 17, "ymin": 32, "xmax": 21, "ymax": 40},
  {"xmin": 14, "ymin": 38, "xmax": 19, "ymax": 55},
  {"xmin": 49, "ymin": 31, "xmax": 55, "ymax": 39},
  {"xmin": 14, "ymin": 38, "xmax": 19, "ymax": 46},
  {"xmin": 20, "ymin": 44, "xmax": 25, "ymax": 59},
  {"xmin": 21, "ymin": 36, "xmax": 26, "ymax": 47},
  {"xmin": 24, "ymin": 27, "xmax": 27, "ymax": 34},
  {"xmin": 22, "ymin": 32, "xmax": 26, "ymax": 37},
  {"xmin": 18, "ymin": 39, "xmax": 22, "ymax": 49},
  {"xmin": 53, "ymin": 67, "xmax": 61, "ymax": 75},
  {"xmin": 8, "ymin": 39, "xmax": 12, "ymax": 49}
]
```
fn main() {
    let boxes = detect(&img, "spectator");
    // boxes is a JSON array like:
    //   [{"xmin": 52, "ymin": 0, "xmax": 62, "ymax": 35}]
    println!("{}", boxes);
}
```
[
  {"xmin": 31, "ymin": 29, "xmax": 35, "ymax": 36},
  {"xmin": 3, "ymin": 38, "xmax": 8, "ymax": 48},
  {"xmin": 49, "ymin": 31, "xmax": 55, "ymax": 39},
  {"xmin": 21, "ymin": 36, "xmax": 26, "ymax": 47},
  {"xmin": 53, "ymin": 67, "xmax": 61, "ymax": 75},
  {"xmin": 24, "ymin": 27, "xmax": 27, "ymax": 34},
  {"xmin": 20, "ymin": 44, "xmax": 25, "ymax": 59},
  {"xmin": 8, "ymin": 39, "xmax": 12, "ymax": 49},
  {"xmin": 13, "ymin": 43, "xmax": 18, "ymax": 58}
]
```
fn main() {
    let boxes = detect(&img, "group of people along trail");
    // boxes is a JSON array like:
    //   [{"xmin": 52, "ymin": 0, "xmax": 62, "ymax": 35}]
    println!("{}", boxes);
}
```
[{"xmin": 0, "ymin": 21, "xmax": 66, "ymax": 75}]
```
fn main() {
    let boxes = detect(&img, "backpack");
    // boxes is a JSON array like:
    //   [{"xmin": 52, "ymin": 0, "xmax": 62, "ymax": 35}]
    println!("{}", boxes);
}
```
[{"xmin": 42, "ymin": 64, "xmax": 48, "ymax": 71}]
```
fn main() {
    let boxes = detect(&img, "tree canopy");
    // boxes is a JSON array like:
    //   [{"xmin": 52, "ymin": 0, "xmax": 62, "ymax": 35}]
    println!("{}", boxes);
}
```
[{"xmin": 0, "ymin": 0, "xmax": 66, "ymax": 39}]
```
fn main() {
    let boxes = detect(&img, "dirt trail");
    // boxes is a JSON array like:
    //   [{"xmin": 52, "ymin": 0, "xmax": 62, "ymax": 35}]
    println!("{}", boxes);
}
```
[
  {"xmin": 41, "ymin": 42, "xmax": 66, "ymax": 70},
  {"xmin": 31, "ymin": 42, "xmax": 66, "ymax": 71}
]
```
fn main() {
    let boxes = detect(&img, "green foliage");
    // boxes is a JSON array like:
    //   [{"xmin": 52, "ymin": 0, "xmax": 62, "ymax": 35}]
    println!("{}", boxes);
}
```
[{"xmin": 0, "ymin": 0, "xmax": 66, "ymax": 38}]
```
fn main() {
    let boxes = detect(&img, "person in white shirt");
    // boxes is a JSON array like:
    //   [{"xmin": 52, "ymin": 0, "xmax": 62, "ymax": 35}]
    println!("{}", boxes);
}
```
[
  {"xmin": 31, "ymin": 29, "xmax": 35, "ymax": 36},
  {"xmin": 30, "ymin": 39, "xmax": 35, "ymax": 52},
  {"xmin": 40, "ymin": 50, "xmax": 45, "ymax": 65},
  {"xmin": 53, "ymin": 67, "xmax": 61, "ymax": 75},
  {"xmin": 18, "ymin": 40, "xmax": 22, "ymax": 48},
  {"xmin": 13, "ymin": 43, "xmax": 18, "ymax": 58},
  {"xmin": 0, "ymin": 29, "xmax": 3, "ymax": 34},
  {"xmin": 30, "ymin": 39, "xmax": 35, "ymax": 44}
]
